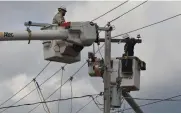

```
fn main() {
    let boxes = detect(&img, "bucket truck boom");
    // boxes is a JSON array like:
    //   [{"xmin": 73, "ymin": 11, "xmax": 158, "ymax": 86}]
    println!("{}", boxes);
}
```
[
  {"xmin": 0, "ymin": 30, "xmax": 68, "ymax": 41},
  {"xmin": 0, "ymin": 21, "xmax": 103, "ymax": 64}
]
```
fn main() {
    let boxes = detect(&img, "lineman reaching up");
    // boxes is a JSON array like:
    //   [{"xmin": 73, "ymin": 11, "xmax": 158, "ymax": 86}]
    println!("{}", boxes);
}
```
[{"xmin": 52, "ymin": 6, "xmax": 67, "ymax": 25}]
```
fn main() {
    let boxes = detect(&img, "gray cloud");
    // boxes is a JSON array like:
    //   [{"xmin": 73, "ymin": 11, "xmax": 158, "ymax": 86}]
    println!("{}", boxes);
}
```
[{"xmin": 0, "ymin": 1, "xmax": 181, "ymax": 113}]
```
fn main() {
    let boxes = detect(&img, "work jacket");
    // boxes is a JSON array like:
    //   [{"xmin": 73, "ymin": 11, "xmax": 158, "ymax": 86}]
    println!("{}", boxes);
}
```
[{"xmin": 52, "ymin": 12, "xmax": 65, "ymax": 24}]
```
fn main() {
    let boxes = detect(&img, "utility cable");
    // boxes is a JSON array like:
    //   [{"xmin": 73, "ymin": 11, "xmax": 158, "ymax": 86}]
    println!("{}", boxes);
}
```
[
  {"xmin": 28, "ymin": 79, "xmax": 69, "ymax": 112},
  {"xmin": 124, "ymin": 94, "xmax": 181, "ymax": 111},
  {"xmin": 0, "ymin": 94, "xmax": 99, "ymax": 110},
  {"xmin": 70, "ymin": 77, "xmax": 73, "ymax": 113},
  {"xmin": 33, "ymin": 79, "xmax": 50, "ymax": 113},
  {"xmin": 109, "ymin": 0, "xmax": 148, "ymax": 23},
  {"xmin": 91, "ymin": 95, "xmax": 103, "ymax": 112},
  {"xmin": 58, "ymin": 66, "xmax": 65, "ymax": 113},
  {"xmin": 0, "ymin": 64, "xmax": 67, "ymax": 113},
  {"xmin": 95, "ymin": 96, "xmax": 103, "ymax": 106},
  {"xmin": 97, "ymin": 44, "xmax": 103, "ymax": 59},
  {"xmin": 33, "ymin": 79, "xmax": 48, "ymax": 113},
  {"xmin": 28, "ymin": 75, "xmax": 71, "ymax": 113},
  {"xmin": 112, "ymin": 13, "xmax": 181, "ymax": 39},
  {"xmin": 91, "ymin": 0, "xmax": 129, "ymax": 56},
  {"xmin": 0, "ymin": 61, "xmax": 51, "ymax": 109},
  {"xmin": 29, "ymin": 67, "xmax": 83, "ymax": 113},
  {"xmin": 95, "ymin": 1, "xmax": 149, "ymax": 57},
  {"xmin": 91, "ymin": 0, "xmax": 129, "ymax": 22},
  {"xmin": 28, "ymin": 60, "xmax": 89, "ymax": 113},
  {"xmin": 124, "ymin": 97, "xmax": 181, "ymax": 101},
  {"xmin": 76, "ymin": 97, "xmax": 94, "ymax": 113},
  {"xmin": 76, "ymin": 93, "xmax": 103, "ymax": 113},
  {"xmin": 97, "ymin": 12, "xmax": 181, "ymax": 54}
]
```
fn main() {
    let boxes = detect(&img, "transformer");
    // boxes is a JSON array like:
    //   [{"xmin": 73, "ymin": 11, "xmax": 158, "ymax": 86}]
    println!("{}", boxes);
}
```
[{"xmin": 110, "ymin": 85, "xmax": 121, "ymax": 108}]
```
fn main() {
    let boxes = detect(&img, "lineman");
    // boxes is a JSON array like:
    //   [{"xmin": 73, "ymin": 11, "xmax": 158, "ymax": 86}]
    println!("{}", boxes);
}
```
[
  {"xmin": 123, "ymin": 38, "xmax": 137, "ymax": 56},
  {"xmin": 52, "ymin": 6, "xmax": 67, "ymax": 25}
]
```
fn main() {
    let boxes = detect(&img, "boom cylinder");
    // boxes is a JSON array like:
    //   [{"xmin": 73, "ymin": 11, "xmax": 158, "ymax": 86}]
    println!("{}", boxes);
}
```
[{"xmin": 0, "ymin": 30, "xmax": 68, "ymax": 41}]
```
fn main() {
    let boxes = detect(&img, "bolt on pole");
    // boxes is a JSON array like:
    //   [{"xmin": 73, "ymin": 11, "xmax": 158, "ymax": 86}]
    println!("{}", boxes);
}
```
[{"xmin": 103, "ymin": 22, "xmax": 112, "ymax": 113}]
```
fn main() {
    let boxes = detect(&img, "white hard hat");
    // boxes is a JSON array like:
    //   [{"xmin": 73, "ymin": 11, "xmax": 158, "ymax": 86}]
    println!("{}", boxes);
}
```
[{"xmin": 58, "ymin": 6, "xmax": 67, "ymax": 12}]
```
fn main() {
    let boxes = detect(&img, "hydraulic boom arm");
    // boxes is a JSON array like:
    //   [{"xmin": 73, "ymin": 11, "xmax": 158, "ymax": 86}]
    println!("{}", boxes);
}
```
[{"xmin": 0, "ymin": 30, "xmax": 68, "ymax": 41}]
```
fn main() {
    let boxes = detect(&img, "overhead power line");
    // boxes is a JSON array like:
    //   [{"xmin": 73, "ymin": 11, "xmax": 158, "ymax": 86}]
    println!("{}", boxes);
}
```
[
  {"xmin": 76, "ymin": 97, "xmax": 95, "ymax": 113},
  {"xmin": 70, "ymin": 77, "xmax": 73, "ymax": 113},
  {"xmin": 58, "ymin": 66, "xmax": 65, "ymax": 113},
  {"xmin": 91, "ymin": 95, "xmax": 103, "ymax": 112},
  {"xmin": 0, "ymin": 94, "xmax": 99, "ymax": 110},
  {"xmin": 109, "ymin": 0, "xmax": 148, "ymax": 23},
  {"xmin": 76, "ymin": 92, "xmax": 103, "ymax": 113},
  {"xmin": 95, "ymin": 1, "xmax": 148, "ymax": 57},
  {"xmin": 0, "ymin": 64, "xmax": 67, "ymax": 113},
  {"xmin": 124, "ymin": 94, "xmax": 181, "ymax": 111},
  {"xmin": 33, "ymin": 79, "xmax": 49, "ymax": 113},
  {"xmin": 33, "ymin": 79, "xmax": 50, "ymax": 113},
  {"xmin": 91, "ymin": 0, "xmax": 129, "ymax": 22},
  {"xmin": 112, "ymin": 13, "xmax": 181, "ymax": 38},
  {"xmin": 0, "ymin": 61, "xmax": 51, "ymax": 109},
  {"xmin": 91, "ymin": 0, "xmax": 129, "ymax": 56},
  {"xmin": 98, "ymin": 12, "xmax": 181, "ymax": 53},
  {"xmin": 28, "ymin": 63, "xmax": 86, "ymax": 112},
  {"xmin": 124, "ymin": 97, "xmax": 181, "ymax": 101},
  {"xmin": 28, "ymin": 76, "xmax": 71, "ymax": 112}
]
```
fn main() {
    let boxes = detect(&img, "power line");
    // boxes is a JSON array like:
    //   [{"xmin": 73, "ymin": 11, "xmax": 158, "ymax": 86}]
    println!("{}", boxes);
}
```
[
  {"xmin": 0, "ymin": 94, "xmax": 99, "ymax": 110},
  {"xmin": 95, "ymin": 96, "xmax": 103, "ymax": 106},
  {"xmin": 0, "ymin": 61, "xmax": 51, "ymax": 109},
  {"xmin": 75, "ymin": 93, "xmax": 103, "ymax": 113},
  {"xmin": 28, "ymin": 63, "xmax": 86, "ymax": 112},
  {"xmin": 70, "ymin": 77, "xmax": 73, "ymax": 113},
  {"xmin": 98, "ymin": 12, "xmax": 181, "ymax": 54},
  {"xmin": 124, "ymin": 97, "xmax": 181, "ymax": 101},
  {"xmin": 91, "ymin": 0, "xmax": 129, "ymax": 22},
  {"xmin": 28, "ymin": 78, "xmax": 70, "ymax": 112},
  {"xmin": 97, "ymin": 44, "xmax": 103, "ymax": 59},
  {"xmin": 33, "ymin": 79, "xmax": 48, "ymax": 113},
  {"xmin": 95, "ymin": 1, "xmax": 148, "ymax": 57},
  {"xmin": 91, "ymin": 95, "xmax": 103, "ymax": 112},
  {"xmin": 76, "ymin": 97, "xmax": 95, "ymax": 113},
  {"xmin": 92, "ymin": 1, "xmax": 129, "ymax": 57},
  {"xmin": 34, "ymin": 79, "xmax": 51, "ymax": 113},
  {"xmin": 109, "ymin": 0, "xmax": 148, "ymax": 23},
  {"xmin": 58, "ymin": 66, "xmax": 65, "ymax": 113},
  {"xmin": 124, "ymin": 94, "xmax": 181, "ymax": 111},
  {"xmin": 112, "ymin": 13, "xmax": 181, "ymax": 39},
  {"xmin": 0, "ymin": 64, "xmax": 67, "ymax": 113}
]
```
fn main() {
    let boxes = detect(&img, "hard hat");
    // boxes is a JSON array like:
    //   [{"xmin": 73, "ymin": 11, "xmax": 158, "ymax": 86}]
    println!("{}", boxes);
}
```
[{"xmin": 58, "ymin": 6, "xmax": 67, "ymax": 12}]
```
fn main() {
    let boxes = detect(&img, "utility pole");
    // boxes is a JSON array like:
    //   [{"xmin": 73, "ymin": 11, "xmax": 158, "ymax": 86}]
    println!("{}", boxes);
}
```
[{"xmin": 104, "ymin": 22, "xmax": 112, "ymax": 113}]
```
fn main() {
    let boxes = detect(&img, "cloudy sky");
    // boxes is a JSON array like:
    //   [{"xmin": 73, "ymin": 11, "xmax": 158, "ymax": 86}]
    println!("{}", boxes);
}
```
[{"xmin": 0, "ymin": 0, "xmax": 181, "ymax": 113}]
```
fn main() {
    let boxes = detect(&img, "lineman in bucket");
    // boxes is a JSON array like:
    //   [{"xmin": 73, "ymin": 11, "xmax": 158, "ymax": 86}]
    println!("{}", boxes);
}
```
[{"xmin": 52, "ymin": 6, "xmax": 67, "ymax": 25}]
